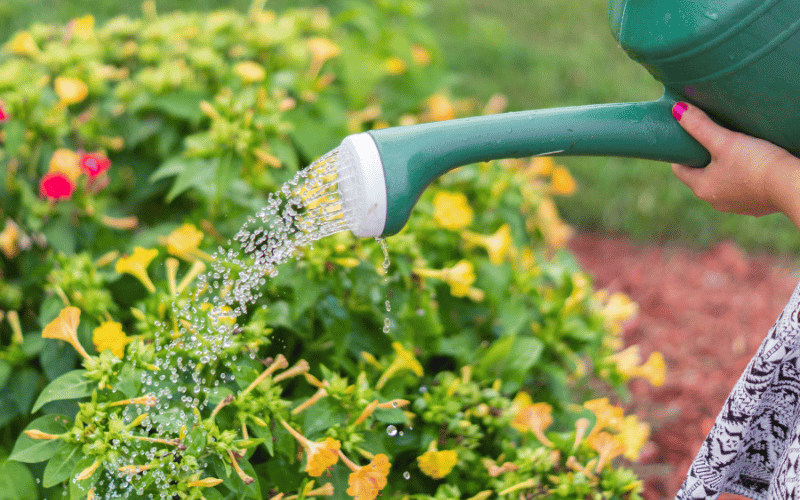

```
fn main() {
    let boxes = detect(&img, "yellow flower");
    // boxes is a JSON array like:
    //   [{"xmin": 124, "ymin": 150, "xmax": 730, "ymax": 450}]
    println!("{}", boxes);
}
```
[
  {"xmin": 377, "ymin": 342, "xmax": 423, "ymax": 389},
  {"xmin": 461, "ymin": 224, "xmax": 512, "ymax": 265},
  {"xmin": 384, "ymin": 57, "xmax": 407, "ymax": 75},
  {"xmin": 617, "ymin": 414, "xmax": 650, "ymax": 461},
  {"xmin": 443, "ymin": 260, "xmax": 477, "ymax": 297},
  {"xmin": 588, "ymin": 431, "xmax": 625, "ymax": 473},
  {"xmin": 511, "ymin": 392, "xmax": 553, "ymax": 446},
  {"xmin": 432, "ymin": 191, "xmax": 473, "ymax": 230},
  {"xmin": 7, "ymin": 31, "xmax": 39, "ymax": 56},
  {"xmin": 564, "ymin": 272, "xmax": 591, "ymax": 310},
  {"xmin": 0, "ymin": 219, "xmax": 21, "ymax": 259},
  {"xmin": 92, "ymin": 321, "xmax": 131, "ymax": 359},
  {"xmin": 410, "ymin": 45, "xmax": 431, "ymax": 65},
  {"xmin": 306, "ymin": 38, "xmax": 341, "ymax": 62},
  {"xmin": 54, "ymin": 77, "xmax": 89, "ymax": 106},
  {"xmin": 333, "ymin": 257, "xmax": 360, "ymax": 268},
  {"xmin": 597, "ymin": 291, "xmax": 638, "ymax": 334},
  {"xmin": 279, "ymin": 419, "xmax": 340, "ymax": 476},
  {"xmin": 413, "ymin": 260, "xmax": 483, "ymax": 300},
  {"xmin": 345, "ymin": 453, "xmax": 391, "ymax": 500},
  {"xmin": 48, "ymin": 149, "xmax": 82, "ymax": 183},
  {"xmin": 188, "ymin": 477, "xmax": 224, "ymax": 488},
  {"xmin": 70, "ymin": 15, "xmax": 95, "ymax": 38},
  {"xmin": 76, "ymin": 460, "xmax": 101, "ymax": 480},
  {"xmin": 162, "ymin": 223, "xmax": 211, "ymax": 261},
  {"xmin": 304, "ymin": 437, "xmax": 341, "ymax": 476},
  {"xmin": 42, "ymin": 306, "xmax": 90, "ymax": 360},
  {"xmin": 536, "ymin": 199, "xmax": 574, "ymax": 249},
  {"xmin": 116, "ymin": 247, "xmax": 158, "ymax": 293},
  {"xmin": 234, "ymin": 61, "xmax": 266, "ymax": 83},
  {"xmin": 24, "ymin": 429, "xmax": 61, "ymax": 440},
  {"xmin": 551, "ymin": 166, "xmax": 577, "ymax": 195},
  {"xmin": 635, "ymin": 351, "xmax": 666, "ymax": 387},
  {"xmin": 583, "ymin": 398, "xmax": 624, "ymax": 435},
  {"xmin": 417, "ymin": 449, "xmax": 457, "ymax": 479},
  {"xmin": 528, "ymin": 156, "xmax": 555, "ymax": 177},
  {"xmin": 424, "ymin": 94, "xmax": 456, "ymax": 122}
]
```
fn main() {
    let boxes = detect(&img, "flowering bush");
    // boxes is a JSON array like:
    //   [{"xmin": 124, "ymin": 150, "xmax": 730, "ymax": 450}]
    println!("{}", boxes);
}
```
[{"xmin": 0, "ymin": 1, "xmax": 664, "ymax": 500}]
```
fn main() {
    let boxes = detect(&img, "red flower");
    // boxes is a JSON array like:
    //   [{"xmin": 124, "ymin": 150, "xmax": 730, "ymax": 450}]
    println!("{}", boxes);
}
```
[
  {"xmin": 0, "ymin": 105, "xmax": 8, "ymax": 123},
  {"xmin": 80, "ymin": 153, "xmax": 110, "ymax": 178},
  {"xmin": 39, "ymin": 172, "xmax": 75, "ymax": 200}
]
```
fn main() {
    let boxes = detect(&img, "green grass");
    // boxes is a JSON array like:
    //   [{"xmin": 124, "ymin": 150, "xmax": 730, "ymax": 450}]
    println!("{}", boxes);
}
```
[{"xmin": 2, "ymin": 0, "xmax": 798, "ymax": 255}]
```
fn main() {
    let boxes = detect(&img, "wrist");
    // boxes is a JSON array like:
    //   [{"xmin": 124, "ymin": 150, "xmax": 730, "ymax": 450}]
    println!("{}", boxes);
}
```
[{"xmin": 766, "ymin": 154, "xmax": 800, "ymax": 225}]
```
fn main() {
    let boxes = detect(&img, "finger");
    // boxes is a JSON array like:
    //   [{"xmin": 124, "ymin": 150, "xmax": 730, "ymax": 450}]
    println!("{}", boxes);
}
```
[
  {"xmin": 672, "ymin": 102, "xmax": 730, "ymax": 156},
  {"xmin": 671, "ymin": 162, "xmax": 705, "ymax": 192}
]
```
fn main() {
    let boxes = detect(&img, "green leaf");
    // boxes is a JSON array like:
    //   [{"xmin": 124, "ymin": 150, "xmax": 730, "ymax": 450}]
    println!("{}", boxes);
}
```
[
  {"xmin": 11, "ymin": 369, "xmax": 41, "ymax": 415},
  {"xmin": 68, "ymin": 456, "xmax": 99, "ymax": 500},
  {"xmin": 21, "ymin": 334, "xmax": 45, "ymax": 358},
  {"xmin": 31, "ymin": 370, "xmax": 93, "ymax": 414},
  {"xmin": 9, "ymin": 414, "xmax": 71, "ymax": 463},
  {"xmin": 42, "ymin": 444, "xmax": 80, "ymax": 488},
  {"xmin": 0, "ymin": 388, "xmax": 20, "ymax": 428},
  {"xmin": 201, "ymin": 488, "xmax": 225, "ymax": 500},
  {"xmin": 150, "ymin": 157, "xmax": 218, "ymax": 202},
  {"xmin": 0, "ymin": 458, "xmax": 37, "ymax": 500},
  {"xmin": 0, "ymin": 361, "xmax": 10, "ymax": 389},
  {"xmin": 3, "ymin": 120, "xmax": 25, "ymax": 159},
  {"xmin": 372, "ymin": 407, "xmax": 407, "ymax": 424},
  {"xmin": 237, "ymin": 458, "xmax": 260, "ymax": 500},
  {"xmin": 216, "ymin": 153, "xmax": 239, "ymax": 200},
  {"xmin": 300, "ymin": 397, "xmax": 347, "ymax": 438},
  {"xmin": 145, "ymin": 91, "xmax": 205, "ymax": 123},
  {"xmin": 41, "ymin": 217, "xmax": 76, "ymax": 255},
  {"xmin": 184, "ymin": 427, "xmax": 207, "ymax": 456},
  {"xmin": 39, "ymin": 339, "xmax": 77, "ymax": 382},
  {"xmin": 248, "ymin": 422, "xmax": 273, "ymax": 456},
  {"xmin": 477, "ymin": 336, "xmax": 544, "ymax": 391}
]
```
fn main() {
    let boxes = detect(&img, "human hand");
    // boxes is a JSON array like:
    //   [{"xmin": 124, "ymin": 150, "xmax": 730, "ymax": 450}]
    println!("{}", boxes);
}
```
[{"xmin": 670, "ymin": 102, "xmax": 800, "ymax": 218}]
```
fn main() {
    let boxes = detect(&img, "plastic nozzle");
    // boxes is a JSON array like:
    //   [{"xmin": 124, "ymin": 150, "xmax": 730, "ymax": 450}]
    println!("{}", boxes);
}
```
[{"xmin": 336, "ymin": 133, "xmax": 388, "ymax": 238}]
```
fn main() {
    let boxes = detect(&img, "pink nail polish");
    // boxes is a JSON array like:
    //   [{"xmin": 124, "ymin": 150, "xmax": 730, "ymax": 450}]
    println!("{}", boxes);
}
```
[{"xmin": 672, "ymin": 102, "xmax": 688, "ymax": 121}]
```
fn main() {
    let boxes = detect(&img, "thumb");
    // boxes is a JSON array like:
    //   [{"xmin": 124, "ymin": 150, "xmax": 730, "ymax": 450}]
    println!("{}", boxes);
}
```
[
  {"xmin": 671, "ymin": 161, "xmax": 705, "ymax": 191},
  {"xmin": 672, "ymin": 101, "xmax": 729, "ymax": 156}
]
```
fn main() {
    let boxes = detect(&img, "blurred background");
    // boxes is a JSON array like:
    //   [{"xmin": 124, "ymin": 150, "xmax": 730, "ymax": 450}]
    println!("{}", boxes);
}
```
[{"xmin": 2, "ymin": 0, "xmax": 800, "ymax": 255}]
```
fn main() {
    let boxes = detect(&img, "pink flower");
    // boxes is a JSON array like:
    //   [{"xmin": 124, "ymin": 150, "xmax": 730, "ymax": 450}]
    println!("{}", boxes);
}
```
[
  {"xmin": 80, "ymin": 153, "xmax": 111, "ymax": 178},
  {"xmin": 0, "ymin": 105, "xmax": 8, "ymax": 123},
  {"xmin": 39, "ymin": 172, "xmax": 75, "ymax": 200}
]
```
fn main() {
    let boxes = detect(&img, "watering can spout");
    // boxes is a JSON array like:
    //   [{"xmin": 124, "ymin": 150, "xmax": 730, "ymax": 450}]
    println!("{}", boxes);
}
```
[{"xmin": 337, "ymin": 92, "xmax": 710, "ymax": 239}]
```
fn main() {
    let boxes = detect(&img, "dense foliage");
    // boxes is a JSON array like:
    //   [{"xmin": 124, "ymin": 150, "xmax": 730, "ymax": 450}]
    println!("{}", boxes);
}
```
[{"xmin": 0, "ymin": 1, "xmax": 663, "ymax": 499}]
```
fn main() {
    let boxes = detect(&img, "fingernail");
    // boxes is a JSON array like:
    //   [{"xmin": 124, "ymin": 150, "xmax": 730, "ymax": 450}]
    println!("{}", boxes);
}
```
[{"xmin": 672, "ymin": 102, "xmax": 688, "ymax": 121}]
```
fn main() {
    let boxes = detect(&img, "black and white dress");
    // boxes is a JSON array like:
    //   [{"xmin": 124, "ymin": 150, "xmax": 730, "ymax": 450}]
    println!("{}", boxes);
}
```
[{"xmin": 676, "ymin": 280, "xmax": 800, "ymax": 500}]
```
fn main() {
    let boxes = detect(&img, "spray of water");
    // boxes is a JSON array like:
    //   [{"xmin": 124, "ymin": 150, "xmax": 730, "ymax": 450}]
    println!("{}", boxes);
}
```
[{"xmin": 86, "ymin": 148, "xmax": 363, "ymax": 498}]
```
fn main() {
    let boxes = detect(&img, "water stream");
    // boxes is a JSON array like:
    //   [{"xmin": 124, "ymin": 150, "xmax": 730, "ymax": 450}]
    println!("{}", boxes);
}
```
[{"xmin": 90, "ymin": 148, "xmax": 369, "ymax": 497}]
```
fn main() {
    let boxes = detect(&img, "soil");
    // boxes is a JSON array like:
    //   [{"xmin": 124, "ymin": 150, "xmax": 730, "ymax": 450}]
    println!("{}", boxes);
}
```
[{"xmin": 567, "ymin": 232, "xmax": 800, "ymax": 500}]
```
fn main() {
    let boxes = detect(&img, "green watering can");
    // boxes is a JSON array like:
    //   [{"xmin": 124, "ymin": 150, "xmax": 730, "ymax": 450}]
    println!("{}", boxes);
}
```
[{"xmin": 335, "ymin": 0, "xmax": 800, "ymax": 238}]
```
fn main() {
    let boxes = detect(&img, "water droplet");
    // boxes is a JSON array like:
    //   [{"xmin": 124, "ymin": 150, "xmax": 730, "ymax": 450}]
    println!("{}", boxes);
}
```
[
  {"xmin": 384, "ymin": 300, "xmax": 391, "ymax": 312},
  {"xmin": 403, "ymin": 471, "xmax": 411, "ymax": 480},
  {"xmin": 386, "ymin": 425, "xmax": 398, "ymax": 437}
]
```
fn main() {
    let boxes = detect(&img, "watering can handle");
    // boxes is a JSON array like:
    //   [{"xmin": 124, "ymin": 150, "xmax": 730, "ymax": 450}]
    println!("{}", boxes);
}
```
[{"xmin": 369, "ymin": 93, "xmax": 711, "ymax": 236}]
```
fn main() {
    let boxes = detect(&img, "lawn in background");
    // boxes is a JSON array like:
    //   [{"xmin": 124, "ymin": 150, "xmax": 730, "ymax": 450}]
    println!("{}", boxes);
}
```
[{"xmin": 2, "ymin": 0, "xmax": 798, "ymax": 255}]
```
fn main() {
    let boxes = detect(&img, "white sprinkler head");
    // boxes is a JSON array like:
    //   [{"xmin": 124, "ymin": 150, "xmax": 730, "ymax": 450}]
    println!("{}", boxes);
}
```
[{"xmin": 337, "ymin": 133, "xmax": 387, "ymax": 238}]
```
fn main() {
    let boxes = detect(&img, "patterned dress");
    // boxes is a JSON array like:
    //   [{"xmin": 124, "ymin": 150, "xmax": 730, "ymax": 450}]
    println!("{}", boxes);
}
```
[{"xmin": 676, "ymin": 280, "xmax": 800, "ymax": 500}]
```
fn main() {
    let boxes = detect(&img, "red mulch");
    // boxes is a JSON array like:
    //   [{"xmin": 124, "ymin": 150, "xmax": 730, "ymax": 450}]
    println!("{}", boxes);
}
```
[{"xmin": 567, "ymin": 232, "xmax": 800, "ymax": 500}]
